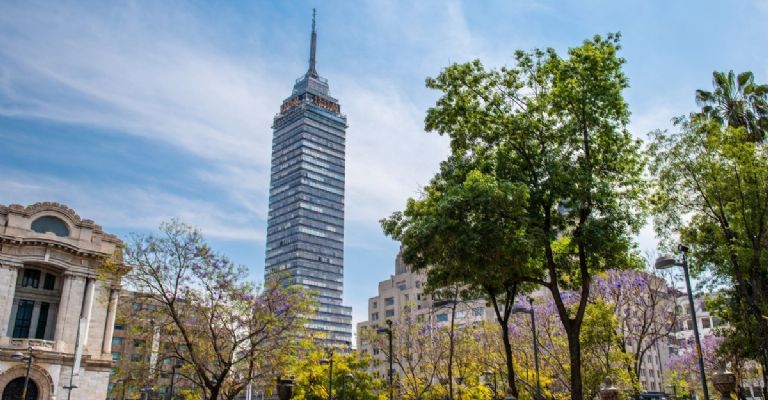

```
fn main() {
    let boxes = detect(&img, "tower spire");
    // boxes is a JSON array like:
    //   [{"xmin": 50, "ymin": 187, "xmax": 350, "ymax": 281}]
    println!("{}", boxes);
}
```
[{"xmin": 307, "ymin": 8, "xmax": 318, "ymax": 78}]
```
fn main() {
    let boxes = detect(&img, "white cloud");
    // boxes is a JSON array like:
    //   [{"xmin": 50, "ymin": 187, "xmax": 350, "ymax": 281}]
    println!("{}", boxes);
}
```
[
  {"xmin": 0, "ymin": 171, "xmax": 264, "ymax": 242},
  {"xmin": 0, "ymin": 1, "xmax": 467, "ymax": 245}
]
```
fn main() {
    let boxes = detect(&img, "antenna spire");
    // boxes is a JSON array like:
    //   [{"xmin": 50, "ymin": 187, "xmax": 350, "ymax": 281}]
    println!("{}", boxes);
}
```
[{"xmin": 307, "ymin": 8, "xmax": 318, "ymax": 78}]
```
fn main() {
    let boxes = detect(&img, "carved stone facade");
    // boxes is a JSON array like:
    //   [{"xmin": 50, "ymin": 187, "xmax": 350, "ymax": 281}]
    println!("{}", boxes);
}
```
[{"xmin": 0, "ymin": 202, "xmax": 123, "ymax": 400}]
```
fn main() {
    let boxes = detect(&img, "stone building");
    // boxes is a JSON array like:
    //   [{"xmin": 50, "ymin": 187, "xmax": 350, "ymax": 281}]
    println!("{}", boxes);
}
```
[
  {"xmin": 0, "ymin": 202, "xmax": 123, "ymax": 400},
  {"xmin": 356, "ymin": 250, "xmax": 488, "ymax": 379}
]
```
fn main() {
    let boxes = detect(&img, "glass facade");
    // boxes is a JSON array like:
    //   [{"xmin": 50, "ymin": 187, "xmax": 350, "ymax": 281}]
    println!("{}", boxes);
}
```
[{"xmin": 264, "ymin": 15, "xmax": 352, "ymax": 346}]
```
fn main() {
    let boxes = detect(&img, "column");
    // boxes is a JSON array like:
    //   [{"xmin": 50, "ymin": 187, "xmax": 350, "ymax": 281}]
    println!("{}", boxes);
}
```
[
  {"xmin": 0, "ymin": 262, "xmax": 21, "ymax": 337},
  {"xmin": 80, "ymin": 278, "xmax": 95, "ymax": 345},
  {"xmin": 102, "ymin": 288, "xmax": 119, "ymax": 355},
  {"xmin": 54, "ymin": 273, "xmax": 74, "ymax": 351}
]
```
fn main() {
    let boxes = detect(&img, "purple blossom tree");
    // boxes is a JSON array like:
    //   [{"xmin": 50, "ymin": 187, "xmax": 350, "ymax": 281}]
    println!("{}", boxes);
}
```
[
  {"xmin": 667, "ymin": 334, "xmax": 724, "ymax": 396},
  {"xmin": 119, "ymin": 220, "xmax": 311, "ymax": 400},
  {"xmin": 591, "ymin": 269, "xmax": 677, "ymax": 387}
]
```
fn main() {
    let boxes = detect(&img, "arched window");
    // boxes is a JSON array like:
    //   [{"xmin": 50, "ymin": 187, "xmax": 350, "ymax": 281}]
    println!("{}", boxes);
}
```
[{"xmin": 30, "ymin": 216, "xmax": 69, "ymax": 237}]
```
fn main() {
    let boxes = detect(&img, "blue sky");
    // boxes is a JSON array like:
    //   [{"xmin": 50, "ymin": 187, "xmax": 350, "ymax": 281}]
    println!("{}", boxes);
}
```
[{"xmin": 2, "ymin": 0, "xmax": 767, "ymax": 327}]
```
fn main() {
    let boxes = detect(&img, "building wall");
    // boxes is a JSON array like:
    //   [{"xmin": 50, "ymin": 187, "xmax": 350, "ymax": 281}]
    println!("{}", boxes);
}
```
[
  {"xmin": 356, "ymin": 250, "xmax": 489, "ymax": 379},
  {"xmin": 0, "ymin": 202, "xmax": 123, "ymax": 400}
]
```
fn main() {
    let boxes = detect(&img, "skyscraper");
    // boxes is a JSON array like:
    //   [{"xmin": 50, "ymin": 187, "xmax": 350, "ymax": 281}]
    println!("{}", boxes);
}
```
[{"xmin": 264, "ymin": 10, "xmax": 352, "ymax": 346}]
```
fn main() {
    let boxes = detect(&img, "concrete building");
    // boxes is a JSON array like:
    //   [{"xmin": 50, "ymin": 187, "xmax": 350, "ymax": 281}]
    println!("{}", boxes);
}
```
[
  {"xmin": 264, "ymin": 10, "xmax": 352, "ymax": 346},
  {"xmin": 356, "ymin": 250, "xmax": 488, "ymax": 379},
  {"xmin": 0, "ymin": 202, "xmax": 123, "ymax": 400}
]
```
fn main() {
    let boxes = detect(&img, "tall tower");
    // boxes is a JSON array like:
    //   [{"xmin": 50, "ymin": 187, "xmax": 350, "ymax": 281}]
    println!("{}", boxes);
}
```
[{"xmin": 264, "ymin": 10, "xmax": 352, "ymax": 346}]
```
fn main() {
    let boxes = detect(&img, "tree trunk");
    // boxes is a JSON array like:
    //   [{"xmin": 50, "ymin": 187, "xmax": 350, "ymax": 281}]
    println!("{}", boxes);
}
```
[
  {"xmin": 501, "ymin": 321, "xmax": 518, "ymax": 397},
  {"xmin": 448, "ymin": 288, "xmax": 459, "ymax": 400},
  {"xmin": 566, "ymin": 328, "xmax": 583, "ymax": 400}
]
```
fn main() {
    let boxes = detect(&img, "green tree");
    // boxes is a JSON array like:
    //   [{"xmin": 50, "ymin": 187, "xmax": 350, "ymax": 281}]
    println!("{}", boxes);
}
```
[
  {"xmin": 648, "ymin": 76, "xmax": 768, "ymax": 396},
  {"xmin": 695, "ymin": 70, "xmax": 768, "ymax": 142},
  {"xmin": 382, "ymin": 160, "xmax": 533, "ymax": 397},
  {"xmin": 288, "ymin": 340, "xmax": 384, "ymax": 400},
  {"xmin": 388, "ymin": 33, "xmax": 646, "ymax": 400},
  {"xmin": 360, "ymin": 314, "xmax": 447, "ymax": 400}
]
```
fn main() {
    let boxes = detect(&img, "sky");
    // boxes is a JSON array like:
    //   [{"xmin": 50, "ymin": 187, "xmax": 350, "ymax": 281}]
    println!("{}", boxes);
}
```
[{"xmin": 1, "ymin": 0, "xmax": 767, "ymax": 328}]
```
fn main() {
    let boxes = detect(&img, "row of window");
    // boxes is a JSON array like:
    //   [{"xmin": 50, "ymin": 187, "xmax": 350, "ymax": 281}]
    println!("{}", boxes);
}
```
[
  {"xmin": 20, "ymin": 269, "xmax": 57, "ymax": 290},
  {"xmin": 272, "ymin": 123, "xmax": 345, "ymax": 154},
  {"xmin": 12, "ymin": 300, "xmax": 54, "ymax": 340}
]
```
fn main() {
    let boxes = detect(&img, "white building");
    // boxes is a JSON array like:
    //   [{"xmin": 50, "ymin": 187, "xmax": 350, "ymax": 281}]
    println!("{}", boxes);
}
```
[
  {"xmin": 0, "ymin": 202, "xmax": 123, "ymax": 400},
  {"xmin": 356, "ymin": 250, "xmax": 488, "ymax": 377}
]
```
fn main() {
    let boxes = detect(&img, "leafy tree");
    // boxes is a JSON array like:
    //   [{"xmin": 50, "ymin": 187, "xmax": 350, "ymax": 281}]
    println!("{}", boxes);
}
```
[
  {"xmin": 287, "ymin": 340, "xmax": 384, "ymax": 400},
  {"xmin": 381, "ymin": 160, "xmax": 533, "ymax": 397},
  {"xmin": 360, "ymin": 314, "xmax": 446, "ymax": 400},
  {"xmin": 391, "ymin": 33, "xmax": 645, "ymax": 399},
  {"xmin": 667, "ymin": 334, "xmax": 724, "ymax": 396},
  {"xmin": 695, "ymin": 70, "xmax": 768, "ymax": 142},
  {"xmin": 516, "ymin": 294, "xmax": 632, "ymax": 399},
  {"xmin": 592, "ymin": 269, "xmax": 677, "ymax": 389},
  {"xmin": 649, "ymin": 74, "xmax": 768, "ymax": 396},
  {"xmin": 116, "ymin": 220, "xmax": 311, "ymax": 400}
]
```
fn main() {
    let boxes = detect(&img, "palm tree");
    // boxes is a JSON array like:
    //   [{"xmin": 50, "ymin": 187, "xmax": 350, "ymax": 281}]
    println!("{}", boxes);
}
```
[{"xmin": 695, "ymin": 70, "xmax": 768, "ymax": 141}]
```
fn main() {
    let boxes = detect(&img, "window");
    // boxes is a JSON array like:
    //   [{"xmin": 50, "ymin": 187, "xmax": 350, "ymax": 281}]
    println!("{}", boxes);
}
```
[
  {"xmin": 415, "ymin": 281, "xmax": 421, "ymax": 288},
  {"xmin": 132, "ymin": 303, "xmax": 142, "ymax": 311},
  {"xmin": 112, "ymin": 337, "xmax": 124, "ymax": 346},
  {"xmin": 31, "ymin": 216, "xmax": 70, "ymax": 237},
  {"xmin": 384, "ymin": 297, "xmax": 394, "ymax": 306},
  {"xmin": 456, "ymin": 311, "xmax": 466, "ymax": 319},
  {"xmin": 371, "ymin": 312, "xmax": 379, "ymax": 321},
  {"xmin": 34, "ymin": 302, "xmax": 50, "ymax": 339},
  {"xmin": 12, "ymin": 300, "xmax": 35, "ymax": 338},
  {"xmin": 702, "ymin": 318, "xmax": 711, "ymax": 329},
  {"xmin": 22, "ymin": 269, "xmax": 41, "ymax": 288},
  {"xmin": 112, "ymin": 352, "xmax": 122, "ymax": 361},
  {"xmin": 372, "ymin": 301, "xmax": 377, "ymax": 309},
  {"xmin": 436, "ymin": 314, "xmax": 448, "ymax": 322},
  {"xmin": 43, "ymin": 273, "xmax": 56, "ymax": 290},
  {"xmin": 472, "ymin": 307, "xmax": 484, "ymax": 317},
  {"xmin": 114, "ymin": 324, "xmax": 125, "ymax": 330},
  {"xmin": 131, "ymin": 354, "xmax": 143, "ymax": 362},
  {"xmin": 385, "ymin": 309, "xmax": 395, "ymax": 317},
  {"xmin": 396, "ymin": 281, "xmax": 407, "ymax": 290},
  {"xmin": 404, "ymin": 294, "xmax": 409, "ymax": 302},
  {"xmin": 133, "ymin": 339, "xmax": 145, "ymax": 348}
]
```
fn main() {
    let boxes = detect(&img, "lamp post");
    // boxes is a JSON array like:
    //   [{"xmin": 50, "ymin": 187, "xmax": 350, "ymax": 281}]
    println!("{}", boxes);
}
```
[
  {"xmin": 320, "ymin": 348, "xmax": 335, "ymax": 400},
  {"xmin": 168, "ymin": 358, "xmax": 183, "ymax": 400},
  {"xmin": 276, "ymin": 377, "xmax": 294, "ymax": 400},
  {"xmin": 656, "ymin": 245, "xmax": 710, "ymax": 400},
  {"xmin": 341, "ymin": 372, "xmax": 354, "ymax": 399},
  {"xmin": 376, "ymin": 319, "xmax": 394, "ymax": 400},
  {"xmin": 483, "ymin": 370, "xmax": 499, "ymax": 400},
  {"xmin": 512, "ymin": 299, "xmax": 542, "ymax": 400},
  {"xmin": 11, "ymin": 346, "xmax": 34, "ymax": 400}
]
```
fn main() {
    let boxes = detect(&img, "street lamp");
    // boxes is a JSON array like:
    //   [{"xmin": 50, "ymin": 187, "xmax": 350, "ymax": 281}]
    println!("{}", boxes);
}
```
[
  {"xmin": 341, "ymin": 372, "xmax": 354, "ymax": 399},
  {"xmin": 656, "ymin": 245, "xmax": 710, "ymax": 400},
  {"xmin": 483, "ymin": 370, "xmax": 498, "ymax": 400},
  {"xmin": 320, "ymin": 348, "xmax": 335, "ymax": 400},
  {"xmin": 376, "ymin": 319, "xmax": 394, "ymax": 400},
  {"xmin": 512, "ymin": 298, "xmax": 542, "ymax": 400},
  {"xmin": 168, "ymin": 358, "xmax": 183, "ymax": 400},
  {"xmin": 11, "ymin": 346, "xmax": 34, "ymax": 400}
]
